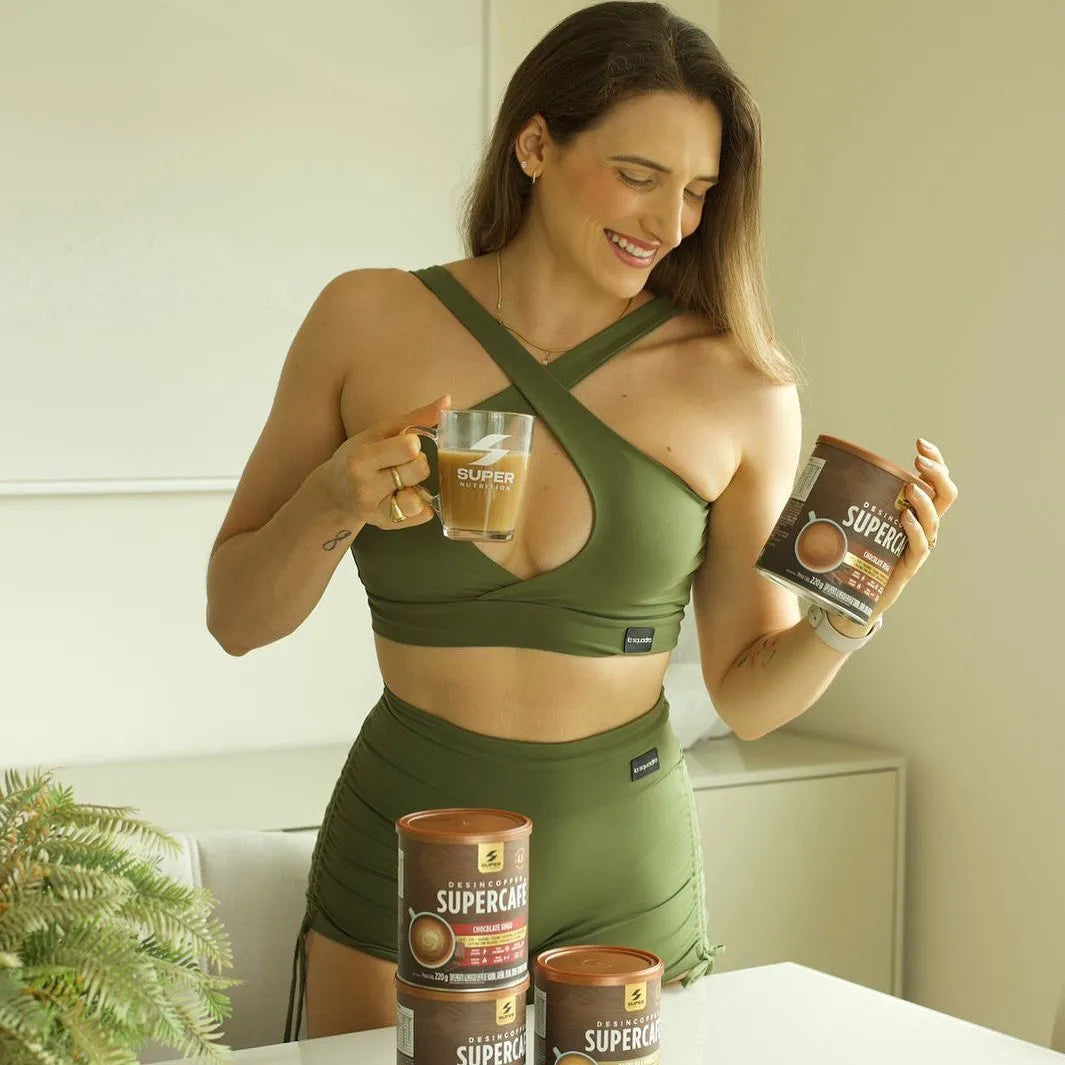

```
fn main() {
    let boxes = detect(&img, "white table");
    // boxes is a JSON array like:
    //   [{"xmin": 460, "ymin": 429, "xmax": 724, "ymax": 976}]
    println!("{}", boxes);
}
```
[{"xmin": 157, "ymin": 963, "xmax": 1061, "ymax": 1064}]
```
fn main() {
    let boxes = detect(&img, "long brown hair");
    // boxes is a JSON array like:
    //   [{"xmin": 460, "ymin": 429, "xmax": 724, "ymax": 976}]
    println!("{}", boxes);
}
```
[{"xmin": 462, "ymin": 1, "xmax": 799, "ymax": 385}]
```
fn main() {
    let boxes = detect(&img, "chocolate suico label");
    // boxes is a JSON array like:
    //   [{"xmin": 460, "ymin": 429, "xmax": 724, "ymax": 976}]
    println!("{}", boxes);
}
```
[{"xmin": 399, "ymin": 837, "xmax": 530, "ymax": 991}]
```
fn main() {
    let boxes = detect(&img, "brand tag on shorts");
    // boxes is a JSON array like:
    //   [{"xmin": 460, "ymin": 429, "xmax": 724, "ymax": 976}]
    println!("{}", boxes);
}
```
[
  {"xmin": 624, "ymin": 627, "xmax": 655, "ymax": 653},
  {"xmin": 631, "ymin": 747, "xmax": 660, "ymax": 781}
]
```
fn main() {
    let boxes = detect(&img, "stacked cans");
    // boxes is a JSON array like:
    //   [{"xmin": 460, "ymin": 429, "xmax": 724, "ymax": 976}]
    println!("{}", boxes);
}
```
[{"xmin": 395, "ymin": 809, "xmax": 532, "ymax": 1065}]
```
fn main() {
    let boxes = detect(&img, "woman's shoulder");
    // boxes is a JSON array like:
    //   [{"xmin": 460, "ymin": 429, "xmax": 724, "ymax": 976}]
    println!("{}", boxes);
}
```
[
  {"xmin": 318, "ymin": 265, "xmax": 420, "ymax": 307},
  {"xmin": 656, "ymin": 311, "xmax": 777, "ymax": 387},
  {"xmin": 673, "ymin": 311, "xmax": 797, "ymax": 390},
  {"xmin": 321, "ymin": 259, "xmax": 483, "ymax": 315},
  {"xmin": 311, "ymin": 266, "xmax": 447, "ymax": 352},
  {"xmin": 323, "ymin": 265, "xmax": 461, "ymax": 427},
  {"xmin": 658, "ymin": 313, "xmax": 800, "ymax": 452}
]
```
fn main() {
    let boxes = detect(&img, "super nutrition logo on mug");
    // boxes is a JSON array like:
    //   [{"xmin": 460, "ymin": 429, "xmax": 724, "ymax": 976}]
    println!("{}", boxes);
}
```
[{"xmin": 456, "ymin": 434, "xmax": 516, "ymax": 486}]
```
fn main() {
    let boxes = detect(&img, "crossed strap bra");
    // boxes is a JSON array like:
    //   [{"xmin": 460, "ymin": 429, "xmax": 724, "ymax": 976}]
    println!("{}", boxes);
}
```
[{"xmin": 349, "ymin": 265, "xmax": 711, "ymax": 657}]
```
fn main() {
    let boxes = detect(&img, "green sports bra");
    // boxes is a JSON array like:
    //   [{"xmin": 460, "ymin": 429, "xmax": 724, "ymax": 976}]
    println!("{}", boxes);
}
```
[{"xmin": 349, "ymin": 265, "xmax": 711, "ymax": 657}]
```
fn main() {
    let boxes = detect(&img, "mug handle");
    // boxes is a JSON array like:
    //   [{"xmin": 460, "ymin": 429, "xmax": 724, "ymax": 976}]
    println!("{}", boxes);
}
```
[{"xmin": 402, "ymin": 424, "xmax": 442, "ymax": 516}]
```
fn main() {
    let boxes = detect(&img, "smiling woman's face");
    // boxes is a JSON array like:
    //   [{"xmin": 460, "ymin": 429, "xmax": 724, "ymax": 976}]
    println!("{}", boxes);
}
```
[{"xmin": 528, "ymin": 91, "xmax": 723, "ymax": 296}]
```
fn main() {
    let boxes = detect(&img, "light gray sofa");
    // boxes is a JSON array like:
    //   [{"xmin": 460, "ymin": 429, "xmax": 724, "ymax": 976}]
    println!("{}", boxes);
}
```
[{"xmin": 139, "ymin": 830, "xmax": 317, "ymax": 1061}]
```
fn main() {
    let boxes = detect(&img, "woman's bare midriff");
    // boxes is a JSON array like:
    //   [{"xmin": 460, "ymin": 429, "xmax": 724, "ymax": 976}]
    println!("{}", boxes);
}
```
[{"xmin": 375, "ymin": 636, "xmax": 671, "ymax": 741}]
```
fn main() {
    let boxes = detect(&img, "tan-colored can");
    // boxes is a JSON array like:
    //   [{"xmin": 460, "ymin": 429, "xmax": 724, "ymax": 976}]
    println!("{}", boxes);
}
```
[
  {"xmin": 397, "ymin": 808, "xmax": 532, "ymax": 991},
  {"xmin": 533, "ymin": 946, "xmax": 663, "ymax": 1065},
  {"xmin": 396, "ymin": 976, "xmax": 529, "ymax": 1065},
  {"xmin": 755, "ymin": 434, "xmax": 934, "ymax": 625}
]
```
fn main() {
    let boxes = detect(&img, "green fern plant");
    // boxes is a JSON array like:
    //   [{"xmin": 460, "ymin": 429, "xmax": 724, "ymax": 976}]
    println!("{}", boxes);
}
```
[{"xmin": 0, "ymin": 768, "xmax": 241, "ymax": 1065}]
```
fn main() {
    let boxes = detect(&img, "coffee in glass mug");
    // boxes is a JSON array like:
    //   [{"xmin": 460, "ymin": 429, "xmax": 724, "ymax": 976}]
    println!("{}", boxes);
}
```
[{"xmin": 404, "ymin": 409, "xmax": 535, "ymax": 542}]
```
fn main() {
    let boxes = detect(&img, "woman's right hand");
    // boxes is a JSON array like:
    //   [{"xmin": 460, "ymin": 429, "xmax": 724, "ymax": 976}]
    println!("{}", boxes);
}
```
[{"xmin": 322, "ymin": 394, "xmax": 451, "ymax": 531}]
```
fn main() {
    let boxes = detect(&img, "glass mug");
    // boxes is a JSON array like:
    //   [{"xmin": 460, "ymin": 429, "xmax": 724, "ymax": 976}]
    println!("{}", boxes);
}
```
[{"xmin": 403, "ymin": 409, "xmax": 535, "ymax": 542}]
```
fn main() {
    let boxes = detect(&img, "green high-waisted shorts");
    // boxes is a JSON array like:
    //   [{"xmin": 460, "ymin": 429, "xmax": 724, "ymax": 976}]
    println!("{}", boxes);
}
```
[{"xmin": 283, "ymin": 685, "xmax": 721, "ymax": 1041}]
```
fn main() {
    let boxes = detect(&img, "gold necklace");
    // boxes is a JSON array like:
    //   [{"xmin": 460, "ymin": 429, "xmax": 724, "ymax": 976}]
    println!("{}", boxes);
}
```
[{"xmin": 494, "ymin": 250, "xmax": 634, "ymax": 364}]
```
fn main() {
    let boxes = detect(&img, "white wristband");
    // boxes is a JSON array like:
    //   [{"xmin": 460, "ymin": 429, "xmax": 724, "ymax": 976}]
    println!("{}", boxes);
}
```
[{"xmin": 805, "ymin": 603, "xmax": 883, "ymax": 652}]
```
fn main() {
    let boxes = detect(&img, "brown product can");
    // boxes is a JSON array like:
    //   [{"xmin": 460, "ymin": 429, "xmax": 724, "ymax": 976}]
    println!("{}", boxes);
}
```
[
  {"xmin": 755, "ymin": 434, "xmax": 934, "ymax": 625},
  {"xmin": 398, "ymin": 808, "xmax": 532, "ymax": 991},
  {"xmin": 396, "ymin": 976, "xmax": 529, "ymax": 1065},
  {"xmin": 534, "ymin": 945, "xmax": 663, "ymax": 1065}
]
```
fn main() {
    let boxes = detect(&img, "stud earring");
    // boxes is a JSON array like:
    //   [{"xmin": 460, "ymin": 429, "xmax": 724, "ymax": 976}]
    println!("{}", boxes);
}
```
[{"xmin": 520, "ymin": 160, "xmax": 528, "ymax": 170}]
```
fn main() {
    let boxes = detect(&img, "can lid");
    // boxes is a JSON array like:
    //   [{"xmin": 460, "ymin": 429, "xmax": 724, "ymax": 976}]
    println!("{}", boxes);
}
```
[
  {"xmin": 397, "ymin": 808, "xmax": 532, "ymax": 843},
  {"xmin": 536, "ymin": 945, "xmax": 664, "ymax": 986},
  {"xmin": 395, "ymin": 975, "xmax": 529, "ymax": 1004},
  {"xmin": 815, "ymin": 434, "xmax": 932, "ymax": 493}
]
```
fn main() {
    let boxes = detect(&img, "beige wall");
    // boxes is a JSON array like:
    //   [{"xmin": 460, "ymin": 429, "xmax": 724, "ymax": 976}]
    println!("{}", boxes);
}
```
[
  {"xmin": 716, "ymin": 0, "xmax": 1064, "ymax": 1046},
  {"xmin": 0, "ymin": 491, "xmax": 378, "ymax": 763},
  {"xmin": 1, "ymin": 2, "xmax": 723, "ymax": 772},
  {"xmin": 0, "ymin": 0, "xmax": 481, "ymax": 767},
  {"xmin": 0, "ymin": 0, "xmax": 724, "ymax": 770}
]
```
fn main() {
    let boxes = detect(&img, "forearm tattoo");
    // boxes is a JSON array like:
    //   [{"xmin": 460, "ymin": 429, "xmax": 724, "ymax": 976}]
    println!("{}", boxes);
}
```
[
  {"xmin": 322, "ymin": 529, "xmax": 353, "ymax": 551},
  {"xmin": 733, "ymin": 633, "xmax": 781, "ymax": 671}
]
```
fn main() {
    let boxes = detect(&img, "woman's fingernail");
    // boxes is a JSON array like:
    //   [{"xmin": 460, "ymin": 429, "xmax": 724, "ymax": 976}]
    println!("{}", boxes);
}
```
[
  {"xmin": 916, "ymin": 455, "xmax": 933, "ymax": 468},
  {"xmin": 918, "ymin": 437, "xmax": 932, "ymax": 449}
]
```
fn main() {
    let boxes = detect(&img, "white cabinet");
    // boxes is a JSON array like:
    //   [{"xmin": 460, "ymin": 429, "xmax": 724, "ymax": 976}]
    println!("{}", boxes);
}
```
[{"xmin": 685, "ymin": 730, "xmax": 905, "ymax": 996}]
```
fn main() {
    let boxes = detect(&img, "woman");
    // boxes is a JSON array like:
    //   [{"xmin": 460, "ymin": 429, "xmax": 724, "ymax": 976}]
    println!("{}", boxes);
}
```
[{"xmin": 206, "ymin": 1, "xmax": 957, "ymax": 1041}]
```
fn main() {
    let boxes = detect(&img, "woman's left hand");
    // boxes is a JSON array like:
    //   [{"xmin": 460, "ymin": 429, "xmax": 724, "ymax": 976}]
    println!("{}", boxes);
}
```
[{"xmin": 873, "ymin": 437, "xmax": 959, "ymax": 616}]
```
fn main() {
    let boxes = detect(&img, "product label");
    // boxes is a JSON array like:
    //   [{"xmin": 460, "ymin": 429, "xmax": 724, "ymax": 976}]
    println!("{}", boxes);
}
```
[
  {"xmin": 396, "ymin": 987, "xmax": 528, "ymax": 1065},
  {"xmin": 792, "ymin": 456, "xmax": 826, "ymax": 501},
  {"xmin": 478, "ymin": 842, "xmax": 505, "ymax": 874},
  {"xmin": 755, "ymin": 441, "xmax": 911, "ymax": 625},
  {"xmin": 630, "ymin": 749, "xmax": 660, "ymax": 782},
  {"xmin": 624, "ymin": 628, "xmax": 655, "ymax": 654},
  {"xmin": 455, "ymin": 1031, "xmax": 526, "ymax": 1064},
  {"xmin": 535, "ymin": 980, "xmax": 662, "ymax": 1065},
  {"xmin": 396, "ymin": 1002, "xmax": 415, "ymax": 1058},
  {"xmin": 535, "ymin": 986, "xmax": 547, "ymax": 1039},
  {"xmin": 624, "ymin": 984, "xmax": 648, "ymax": 1012},
  {"xmin": 497, "ymin": 994, "xmax": 519, "ymax": 1027},
  {"xmin": 399, "ymin": 836, "xmax": 530, "ymax": 990}
]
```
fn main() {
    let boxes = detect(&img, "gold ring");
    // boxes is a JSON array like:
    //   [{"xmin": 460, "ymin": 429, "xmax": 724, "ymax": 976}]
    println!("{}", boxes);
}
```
[
  {"xmin": 390, "ymin": 466, "xmax": 403, "ymax": 491},
  {"xmin": 390, "ymin": 494, "xmax": 405, "ymax": 523}
]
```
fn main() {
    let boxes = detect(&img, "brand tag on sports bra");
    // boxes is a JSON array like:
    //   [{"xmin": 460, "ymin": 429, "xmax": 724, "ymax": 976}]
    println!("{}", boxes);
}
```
[
  {"xmin": 624, "ymin": 627, "xmax": 655, "ymax": 653},
  {"xmin": 631, "ymin": 747, "xmax": 660, "ymax": 781}
]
